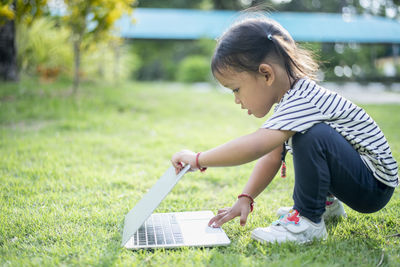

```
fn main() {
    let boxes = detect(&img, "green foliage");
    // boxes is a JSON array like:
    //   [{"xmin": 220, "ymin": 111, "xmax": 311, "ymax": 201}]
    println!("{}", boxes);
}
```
[
  {"xmin": 319, "ymin": 43, "xmax": 388, "ymax": 81},
  {"xmin": 0, "ymin": 0, "xmax": 48, "ymax": 25},
  {"xmin": 15, "ymin": 17, "xmax": 137, "ymax": 82},
  {"xmin": 136, "ymin": 0, "xmax": 249, "ymax": 10},
  {"xmin": 137, "ymin": 0, "xmax": 205, "ymax": 9},
  {"xmin": 0, "ymin": 2, "xmax": 14, "ymax": 22},
  {"xmin": 129, "ymin": 40, "xmax": 176, "ymax": 80},
  {"xmin": 82, "ymin": 42, "xmax": 141, "ymax": 82},
  {"xmin": 62, "ymin": 0, "xmax": 135, "ymax": 90},
  {"xmin": 131, "ymin": 39, "xmax": 215, "ymax": 81},
  {"xmin": 0, "ymin": 78, "xmax": 399, "ymax": 266},
  {"xmin": 16, "ymin": 17, "xmax": 72, "ymax": 75},
  {"xmin": 63, "ymin": 0, "xmax": 135, "ymax": 42},
  {"xmin": 177, "ymin": 55, "xmax": 211, "ymax": 83}
]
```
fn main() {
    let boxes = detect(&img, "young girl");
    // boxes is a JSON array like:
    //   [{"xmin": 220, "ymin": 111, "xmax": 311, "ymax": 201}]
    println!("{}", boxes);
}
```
[{"xmin": 171, "ymin": 17, "xmax": 398, "ymax": 244}]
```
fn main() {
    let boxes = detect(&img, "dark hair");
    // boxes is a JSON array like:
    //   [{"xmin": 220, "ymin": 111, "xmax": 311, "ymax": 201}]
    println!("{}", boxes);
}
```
[{"xmin": 211, "ymin": 17, "xmax": 319, "ymax": 81}]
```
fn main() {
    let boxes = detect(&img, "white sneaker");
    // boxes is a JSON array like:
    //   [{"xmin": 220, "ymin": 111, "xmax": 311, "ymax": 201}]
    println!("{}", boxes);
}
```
[
  {"xmin": 251, "ymin": 209, "xmax": 327, "ymax": 244},
  {"xmin": 276, "ymin": 198, "xmax": 347, "ymax": 220}
]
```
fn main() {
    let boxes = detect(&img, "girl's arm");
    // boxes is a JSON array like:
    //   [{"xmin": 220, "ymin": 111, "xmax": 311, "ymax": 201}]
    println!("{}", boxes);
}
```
[
  {"xmin": 208, "ymin": 145, "xmax": 283, "ymax": 227},
  {"xmin": 171, "ymin": 128, "xmax": 294, "ymax": 172},
  {"xmin": 171, "ymin": 128, "xmax": 294, "ymax": 227},
  {"xmin": 241, "ymin": 144, "xmax": 283, "ymax": 199}
]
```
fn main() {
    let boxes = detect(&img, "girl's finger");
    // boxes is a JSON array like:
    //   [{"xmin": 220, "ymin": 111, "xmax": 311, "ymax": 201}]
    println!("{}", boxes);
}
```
[
  {"xmin": 240, "ymin": 209, "xmax": 249, "ymax": 226},
  {"xmin": 208, "ymin": 212, "xmax": 225, "ymax": 226},
  {"xmin": 217, "ymin": 208, "xmax": 230, "ymax": 214},
  {"xmin": 171, "ymin": 160, "xmax": 183, "ymax": 174},
  {"xmin": 214, "ymin": 212, "xmax": 235, "ymax": 228}
]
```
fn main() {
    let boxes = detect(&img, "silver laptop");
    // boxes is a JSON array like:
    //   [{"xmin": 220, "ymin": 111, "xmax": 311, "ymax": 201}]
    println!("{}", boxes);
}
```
[{"xmin": 121, "ymin": 165, "xmax": 231, "ymax": 250}]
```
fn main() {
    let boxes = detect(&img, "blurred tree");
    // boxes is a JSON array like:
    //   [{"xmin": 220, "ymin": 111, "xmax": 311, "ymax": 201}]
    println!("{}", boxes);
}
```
[
  {"xmin": 136, "ymin": 0, "xmax": 254, "ymax": 9},
  {"xmin": 210, "ymin": 0, "xmax": 244, "ymax": 9},
  {"xmin": 137, "ymin": 0, "xmax": 201, "ymax": 9},
  {"xmin": 0, "ymin": 0, "xmax": 47, "ymax": 81},
  {"xmin": 63, "ymin": 0, "xmax": 135, "ymax": 92}
]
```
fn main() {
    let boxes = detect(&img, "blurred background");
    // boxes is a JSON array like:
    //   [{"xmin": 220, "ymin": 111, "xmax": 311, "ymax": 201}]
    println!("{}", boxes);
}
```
[{"xmin": 1, "ymin": 0, "xmax": 400, "ymax": 91}]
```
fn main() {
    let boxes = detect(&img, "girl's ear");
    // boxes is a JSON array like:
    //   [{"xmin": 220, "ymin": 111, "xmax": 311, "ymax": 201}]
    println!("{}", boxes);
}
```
[{"xmin": 258, "ymin": 63, "xmax": 274, "ymax": 86}]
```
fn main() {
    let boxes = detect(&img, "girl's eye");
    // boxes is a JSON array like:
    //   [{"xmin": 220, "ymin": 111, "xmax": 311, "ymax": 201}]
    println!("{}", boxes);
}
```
[{"xmin": 232, "ymin": 88, "xmax": 239, "ymax": 93}]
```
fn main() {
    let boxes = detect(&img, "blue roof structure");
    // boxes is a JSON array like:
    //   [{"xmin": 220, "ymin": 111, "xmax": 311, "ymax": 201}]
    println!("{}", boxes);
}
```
[{"xmin": 116, "ymin": 8, "xmax": 400, "ymax": 43}]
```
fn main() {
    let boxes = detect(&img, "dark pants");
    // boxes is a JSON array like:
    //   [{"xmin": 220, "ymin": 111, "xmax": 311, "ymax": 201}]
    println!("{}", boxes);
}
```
[{"xmin": 291, "ymin": 123, "xmax": 394, "ymax": 223}]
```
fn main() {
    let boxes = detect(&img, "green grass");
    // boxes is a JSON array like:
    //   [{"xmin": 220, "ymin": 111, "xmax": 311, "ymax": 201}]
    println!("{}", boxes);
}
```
[{"xmin": 0, "ymin": 78, "xmax": 399, "ymax": 266}]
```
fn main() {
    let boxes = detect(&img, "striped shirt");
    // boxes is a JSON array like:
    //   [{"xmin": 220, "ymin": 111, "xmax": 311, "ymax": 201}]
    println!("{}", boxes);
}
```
[{"xmin": 262, "ymin": 78, "xmax": 398, "ymax": 188}]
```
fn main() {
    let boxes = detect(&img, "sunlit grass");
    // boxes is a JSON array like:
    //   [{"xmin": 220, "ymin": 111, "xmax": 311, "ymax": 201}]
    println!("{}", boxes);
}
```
[{"xmin": 1, "ymin": 78, "xmax": 399, "ymax": 266}]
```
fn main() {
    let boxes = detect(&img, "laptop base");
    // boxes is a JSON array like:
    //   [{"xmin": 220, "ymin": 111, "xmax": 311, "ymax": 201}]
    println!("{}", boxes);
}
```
[{"xmin": 124, "ymin": 211, "xmax": 231, "ymax": 250}]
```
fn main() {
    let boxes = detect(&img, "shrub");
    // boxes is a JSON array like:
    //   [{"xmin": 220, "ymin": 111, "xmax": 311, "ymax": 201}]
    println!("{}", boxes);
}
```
[
  {"xmin": 177, "ymin": 55, "xmax": 210, "ymax": 83},
  {"xmin": 17, "ymin": 17, "xmax": 73, "ymax": 80},
  {"xmin": 130, "ymin": 39, "xmax": 215, "ymax": 81},
  {"xmin": 82, "ymin": 41, "xmax": 141, "ymax": 82}
]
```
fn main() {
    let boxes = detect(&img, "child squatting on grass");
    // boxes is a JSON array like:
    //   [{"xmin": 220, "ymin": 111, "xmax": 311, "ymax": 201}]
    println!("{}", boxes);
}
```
[{"xmin": 171, "ymin": 17, "xmax": 398, "ymax": 244}]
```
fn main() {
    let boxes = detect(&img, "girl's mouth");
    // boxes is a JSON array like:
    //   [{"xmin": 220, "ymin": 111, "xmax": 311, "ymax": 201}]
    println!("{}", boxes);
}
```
[{"xmin": 247, "ymin": 110, "xmax": 252, "ymax": 115}]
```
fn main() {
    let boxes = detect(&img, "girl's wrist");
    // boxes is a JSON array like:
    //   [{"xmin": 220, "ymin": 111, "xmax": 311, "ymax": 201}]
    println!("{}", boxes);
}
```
[
  {"xmin": 238, "ymin": 193, "xmax": 255, "ymax": 212},
  {"xmin": 196, "ymin": 152, "xmax": 207, "ymax": 172}
]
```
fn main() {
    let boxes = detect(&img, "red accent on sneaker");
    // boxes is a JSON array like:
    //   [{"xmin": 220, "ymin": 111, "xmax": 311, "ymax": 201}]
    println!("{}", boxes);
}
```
[{"xmin": 286, "ymin": 210, "xmax": 300, "ymax": 224}]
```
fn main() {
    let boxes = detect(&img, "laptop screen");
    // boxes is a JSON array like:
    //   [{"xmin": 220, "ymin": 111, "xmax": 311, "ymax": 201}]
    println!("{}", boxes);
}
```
[{"xmin": 121, "ymin": 165, "xmax": 191, "ymax": 247}]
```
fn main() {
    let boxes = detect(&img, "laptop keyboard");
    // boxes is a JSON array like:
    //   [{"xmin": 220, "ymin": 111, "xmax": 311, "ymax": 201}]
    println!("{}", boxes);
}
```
[{"xmin": 133, "ymin": 213, "xmax": 184, "ymax": 247}]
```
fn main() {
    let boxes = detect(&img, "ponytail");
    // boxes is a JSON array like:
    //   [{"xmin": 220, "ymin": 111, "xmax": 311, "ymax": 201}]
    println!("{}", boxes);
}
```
[{"xmin": 269, "ymin": 34, "xmax": 319, "ymax": 80}]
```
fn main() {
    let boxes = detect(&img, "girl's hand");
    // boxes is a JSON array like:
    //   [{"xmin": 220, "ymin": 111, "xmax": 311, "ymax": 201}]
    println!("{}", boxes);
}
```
[
  {"xmin": 171, "ymin": 149, "xmax": 197, "ymax": 174},
  {"xmin": 208, "ymin": 197, "xmax": 252, "ymax": 228}
]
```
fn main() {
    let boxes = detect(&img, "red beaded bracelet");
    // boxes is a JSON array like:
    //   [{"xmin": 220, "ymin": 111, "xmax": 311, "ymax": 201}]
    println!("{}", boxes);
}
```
[
  {"xmin": 196, "ymin": 152, "xmax": 207, "ymax": 172},
  {"xmin": 238, "ymin": 193, "xmax": 255, "ymax": 212}
]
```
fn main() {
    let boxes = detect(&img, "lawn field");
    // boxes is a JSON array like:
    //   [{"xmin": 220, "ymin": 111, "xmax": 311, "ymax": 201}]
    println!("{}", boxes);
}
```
[{"xmin": 1, "ymin": 78, "xmax": 399, "ymax": 266}]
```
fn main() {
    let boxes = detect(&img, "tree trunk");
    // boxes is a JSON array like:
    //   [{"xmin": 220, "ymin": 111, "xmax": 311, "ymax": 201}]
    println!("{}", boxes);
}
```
[
  {"xmin": 73, "ymin": 39, "xmax": 81, "ymax": 93},
  {"xmin": 0, "ymin": 19, "xmax": 19, "ymax": 82},
  {"xmin": 113, "ymin": 43, "xmax": 120, "ymax": 82}
]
